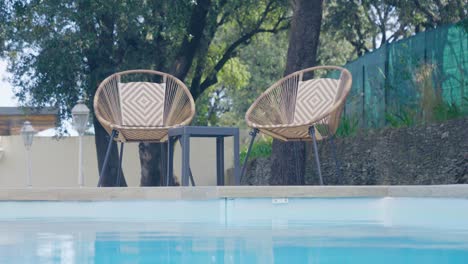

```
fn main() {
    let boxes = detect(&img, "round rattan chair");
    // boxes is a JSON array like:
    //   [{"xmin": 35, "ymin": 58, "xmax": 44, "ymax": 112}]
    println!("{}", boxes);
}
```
[
  {"xmin": 241, "ymin": 66, "xmax": 352, "ymax": 184},
  {"xmin": 94, "ymin": 69, "xmax": 195, "ymax": 186}
]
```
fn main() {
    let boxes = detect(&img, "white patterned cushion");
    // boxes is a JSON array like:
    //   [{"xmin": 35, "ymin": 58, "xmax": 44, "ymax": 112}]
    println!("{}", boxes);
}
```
[
  {"xmin": 293, "ymin": 78, "xmax": 340, "ymax": 124},
  {"xmin": 119, "ymin": 82, "xmax": 166, "ymax": 127}
]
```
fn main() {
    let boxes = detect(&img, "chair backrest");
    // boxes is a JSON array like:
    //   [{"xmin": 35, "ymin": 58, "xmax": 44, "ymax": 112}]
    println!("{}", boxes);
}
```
[
  {"xmin": 246, "ymin": 66, "xmax": 352, "ymax": 127},
  {"xmin": 94, "ymin": 70, "xmax": 195, "ymax": 131},
  {"xmin": 119, "ymin": 81, "xmax": 166, "ymax": 126},
  {"xmin": 293, "ymin": 77, "xmax": 341, "ymax": 124}
]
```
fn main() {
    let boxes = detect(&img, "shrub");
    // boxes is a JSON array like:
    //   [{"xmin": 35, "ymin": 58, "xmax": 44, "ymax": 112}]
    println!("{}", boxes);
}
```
[{"xmin": 240, "ymin": 137, "xmax": 272, "ymax": 163}]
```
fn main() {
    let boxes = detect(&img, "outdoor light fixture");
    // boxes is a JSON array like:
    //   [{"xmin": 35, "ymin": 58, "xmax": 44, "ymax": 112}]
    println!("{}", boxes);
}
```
[
  {"xmin": 72, "ymin": 100, "xmax": 90, "ymax": 187},
  {"xmin": 21, "ymin": 121, "xmax": 35, "ymax": 187}
]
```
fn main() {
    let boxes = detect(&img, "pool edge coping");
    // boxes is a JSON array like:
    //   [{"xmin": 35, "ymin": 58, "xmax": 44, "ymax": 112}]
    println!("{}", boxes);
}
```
[{"xmin": 1, "ymin": 185, "xmax": 468, "ymax": 201}]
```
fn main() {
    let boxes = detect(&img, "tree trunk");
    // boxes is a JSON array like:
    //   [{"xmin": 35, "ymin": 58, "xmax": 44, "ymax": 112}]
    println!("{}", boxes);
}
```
[
  {"xmin": 171, "ymin": 0, "xmax": 212, "ymax": 80},
  {"xmin": 94, "ymin": 118, "xmax": 127, "ymax": 187},
  {"xmin": 137, "ymin": 1, "xmax": 215, "ymax": 187},
  {"xmin": 269, "ymin": 0, "xmax": 323, "ymax": 185}
]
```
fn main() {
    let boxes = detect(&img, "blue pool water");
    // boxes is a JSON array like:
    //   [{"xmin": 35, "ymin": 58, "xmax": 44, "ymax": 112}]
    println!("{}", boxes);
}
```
[{"xmin": 1, "ymin": 198, "xmax": 468, "ymax": 263}]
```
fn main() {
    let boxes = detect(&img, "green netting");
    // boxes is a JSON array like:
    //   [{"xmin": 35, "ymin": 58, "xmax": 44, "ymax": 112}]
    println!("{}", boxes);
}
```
[{"xmin": 343, "ymin": 24, "xmax": 467, "ymax": 128}]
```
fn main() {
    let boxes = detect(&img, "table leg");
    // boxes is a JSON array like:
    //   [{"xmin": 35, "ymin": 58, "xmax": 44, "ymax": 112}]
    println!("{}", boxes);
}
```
[
  {"xmin": 167, "ymin": 136, "xmax": 174, "ymax": 186},
  {"xmin": 233, "ymin": 130, "xmax": 240, "ymax": 185},
  {"xmin": 216, "ymin": 137, "xmax": 225, "ymax": 186},
  {"xmin": 181, "ymin": 134, "xmax": 190, "ymax": 186}
]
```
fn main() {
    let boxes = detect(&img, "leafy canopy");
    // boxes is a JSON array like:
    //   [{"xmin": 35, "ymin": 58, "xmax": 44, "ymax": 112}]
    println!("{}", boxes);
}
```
[{"xmin": 1, "ymin": 0, "xmax": 290, "ymax": 127}]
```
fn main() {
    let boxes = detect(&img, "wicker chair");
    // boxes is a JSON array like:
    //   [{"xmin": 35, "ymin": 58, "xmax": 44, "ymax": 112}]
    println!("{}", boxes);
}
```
[
  {"xmin": 241, "ymin": 66, "xmax": 352, "ymax": 184},
  {"xmin": 94, "ymin": 69, "xmax": 195, "ymax": 186}
]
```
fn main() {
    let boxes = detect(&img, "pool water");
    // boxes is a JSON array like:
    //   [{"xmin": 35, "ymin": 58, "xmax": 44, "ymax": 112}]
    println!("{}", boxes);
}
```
[{"xmin": 1, "ymin": 198, "xmax": 467, "ymax": 263}]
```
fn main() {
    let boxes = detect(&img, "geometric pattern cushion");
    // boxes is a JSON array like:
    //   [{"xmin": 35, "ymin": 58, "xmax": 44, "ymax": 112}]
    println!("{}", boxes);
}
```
[
  {"xmin": 119, "ymin": 82, "xmax": 166, "ymax": 127},
  {"xmin": 293, "ymin": 78, "xmax": 340, "ymax": 124}
]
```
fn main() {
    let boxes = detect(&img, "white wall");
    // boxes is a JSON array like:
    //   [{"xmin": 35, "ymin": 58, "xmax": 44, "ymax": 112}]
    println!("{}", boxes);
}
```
[{"xmin": 0, "ymin": 135, "xmax": 238, "ymax": 187}]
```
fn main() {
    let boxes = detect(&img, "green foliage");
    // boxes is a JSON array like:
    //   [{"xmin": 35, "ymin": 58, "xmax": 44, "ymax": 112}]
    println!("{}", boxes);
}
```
[
  {"xmin": 3, "ymin": 0, "xmax": 463, "ymax": 138},
  {"xmin": 385, "ymin": 110, "xmax": 416, "ymax": 128},
  {"xmin": 1, "ymin": 0, "xmax": 290, "ymax": 129},
  {"xmin": 413, "ymin": 62, "xmax": 467, "ymax": 124},
  {"xmin": 323, "ymin": 0, "xmax": 378, "ymax": 56},
  {"xmin": 433, "ymin": 102, "xmax": 465, "ymax": 122},
  {"xmin": 218, "ymin": 58, "xmax": 251, "ymax": 88},
  {"xmin": 318, "ymin": 29, "xmax": 356, "ymax": 66},
  {"xmin": 1, "ymin": 0, "xmax": 192, "ymax": 121},
  {"xmin": 193, "ymin": 57, "xmax": 252, "ymax": 126},
  {"xmin": 194, "ymin": 31, "xmax": 288, "ymax": 127},
  {"xmin": 384, "ymin": 100, "xmax": 466, "ymax": 129},
  {"xmin": 240, "ymin": 137, "xmax": 273, "ymax": 163},
  {"xmin": 384, "ymin": 101, "xmax": 466, "ymax": 130},
  {"xmin": 336, "ymin": 116, "xmax": 359, "ymax": 137},
  {"xmin": 225, "ymin": 32, "xmax": 288, "ymax": 126},
  {"xmin": 458, "ymin": 18, "xmax": 468, "ymax": 33},
  {"xmin": 324, "ymin": 0, "xmax": 466, "ymax": 57}
]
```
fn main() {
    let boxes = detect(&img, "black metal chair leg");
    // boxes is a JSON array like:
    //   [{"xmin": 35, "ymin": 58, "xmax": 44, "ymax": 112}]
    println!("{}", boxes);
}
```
[
  {"xmin": 189, "ymin": 169, "xmax": 195, "ymax": 186},
  {"xmin": 98, "ymin": 130, "xmax": 117, "ymax": 187},
  {"xmin": 329, "ymin": 135, "xmax": 343, "ymax": 180},
  {"xmin": 309, "ymin": 127, "xmax": 323, "ymax": 185},
  {"xmin": 116, "ymin": 142, "xmax": 124, "ymax": 186},
  {"xmin": 240, "ymin": 128, "xmax": 259, "ymax": 181}
]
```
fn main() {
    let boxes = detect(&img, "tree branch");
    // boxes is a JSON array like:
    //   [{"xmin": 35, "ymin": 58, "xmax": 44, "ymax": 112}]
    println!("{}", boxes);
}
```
[
  {"xmin": 189, "ymin": 0, "xmax": 228, "ymax": 99},
  {"xmin": 388, "ymin": 23, "xmax": 406, "ymax": 43},
  {"xmin": 414, "ymin": 0, "xmax": 440, "ymax": 25},
  {"xmin": 217, "ymin": 11, "xmax": 230, "ymax": 26},
  {"xmin": 216, "ymin": 0, "xmax": 235, "ymax": 27},
  {"xmin": 170, "ymin": 0, "xmax": 211, "ymax": 80},
  {"xmin": 197, "ymin": 20, "xmax": 289, "ymax": 97},
  {"xmin": 190, "ymin": 1, "xmax": 289, "ymax": 98}
]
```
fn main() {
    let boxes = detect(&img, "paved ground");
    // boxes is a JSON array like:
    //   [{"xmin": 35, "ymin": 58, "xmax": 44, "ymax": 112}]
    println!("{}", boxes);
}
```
[{"xmin": 1, "ymin": 185, "xmax": 468, "ymax": 200}]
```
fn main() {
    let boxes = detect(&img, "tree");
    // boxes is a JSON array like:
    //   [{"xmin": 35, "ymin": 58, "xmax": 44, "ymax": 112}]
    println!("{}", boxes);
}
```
[
  {"xmin": 324, "ymin": 0, "xmax": 467, "ymax": 57},
  {"xmin": 193, "ymin": 57, "xmax": 252, "ymax": 126},
  {"xmin": 0, "ymin": 1, "xmax": 6, "ymax": 53},
  {"xmin": 402, "ymin": 0, "xmax": 467, "ymax": 28},
  {"xmin": 196, "ymin": 3, "xmax": 356, "ymax": 128},
  {"xmin": 269, "ymin": 0, "xmax": 324, "ymax": 185},
  {"xmin": 137, "ymin": 0, "xmax": 290, "ymax": 185},
  {"xmin": 194, "ymin": 31, "xmax": 289, "ymax": 127},
  {"xmin": 1, "ymin": 0, "xmax": 289, "ymax": 186}
]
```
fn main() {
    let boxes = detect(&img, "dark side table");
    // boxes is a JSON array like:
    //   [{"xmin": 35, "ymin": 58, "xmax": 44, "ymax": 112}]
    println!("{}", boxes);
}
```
[{"xmin": 167, "ymin": 126, "xmax": 240, "ymax": 186}]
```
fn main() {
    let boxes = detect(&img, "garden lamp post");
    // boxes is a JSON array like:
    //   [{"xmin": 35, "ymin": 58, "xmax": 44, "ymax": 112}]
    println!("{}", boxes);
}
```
[
  {"xmin": 21, "ymin": 121, "xmax": 35, "ymax": 187},
  {"xmin": 72, "ymin": 100, "xmax": 90, "ymax": 187}
]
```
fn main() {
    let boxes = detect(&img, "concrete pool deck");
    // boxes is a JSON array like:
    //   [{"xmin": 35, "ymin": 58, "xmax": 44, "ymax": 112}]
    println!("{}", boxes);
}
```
[{"xmin": 1, "ymin": 185, "xmax": 468, "ymax": 200}]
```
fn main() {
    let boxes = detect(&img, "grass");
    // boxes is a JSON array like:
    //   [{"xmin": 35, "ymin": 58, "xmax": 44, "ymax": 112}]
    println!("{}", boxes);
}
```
[
  {"xmin": 384, "ymin": 63, "xmax": 467, "ymax": 128},
  {"xmin": 240, "ymin": 137, "xmax": 272, "ymax": 163},
  {"xmin": 336, "ymin": 116, "xmax": 359, "ymax": 137},
  {"xmin": 385, "ymin": 109, "xmax": 416, "ymax": 128}
]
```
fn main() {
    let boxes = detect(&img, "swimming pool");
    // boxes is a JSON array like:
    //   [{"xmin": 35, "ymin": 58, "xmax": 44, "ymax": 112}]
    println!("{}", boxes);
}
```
[{"xmin": 1, "ymin": 197, "xmax": 468, "ymax": 263}]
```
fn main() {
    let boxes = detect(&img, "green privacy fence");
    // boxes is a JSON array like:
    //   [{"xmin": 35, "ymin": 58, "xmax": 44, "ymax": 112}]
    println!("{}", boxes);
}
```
[{"xmin": 342, "ymin": 23, "xmax": 467, "ymax": 128}]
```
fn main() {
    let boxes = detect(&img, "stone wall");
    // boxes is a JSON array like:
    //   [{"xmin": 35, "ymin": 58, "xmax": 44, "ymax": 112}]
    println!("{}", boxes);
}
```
[{"xmin": 241, "ymin": 117, "xmax": 468, "ymax": 185}]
